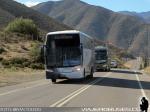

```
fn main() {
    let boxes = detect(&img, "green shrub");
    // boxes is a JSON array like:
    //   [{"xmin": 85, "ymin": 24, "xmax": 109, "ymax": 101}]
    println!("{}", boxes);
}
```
[
  {"xmin": 1, "ymin": 58, "xmax": 29, "ymax": 68},
  {"xmin": 30, "ymin": 63, "xmax": 44, "ymax": 69},
  {"xmin": 1, "ymin": 57, "xmax": 44, "ymax": 69},
  {"xmin": 29, "ymin": 42, "xmax": 44, "ymax": 69},
  {"xmin": 1, "ymin": 59, "xmax": 10, "ymax": 66},
  {"xmin": 0, "ymin": 47, "xmax": 6, "ymax": 54},
  {"xmin": 5, "ymin": 18, "xmax": 39, "ymax": 39},
  {"xmin": 0, "ymin": 57, "xmax": 3, "ymax": 61},
  {"xmin": 30, "ymin": 42, "xmax": 41, "ymax": 62},
  {"xmin": 23, "ymin": 61, "xmax": 31, "ymax": 67},
  {"xmin": 119, "ymin": 51, "xmax": 135, "ymax": 59},
  {"xmin": 10, "ymin": 58, "xmax": 28, "ymax": 65}
]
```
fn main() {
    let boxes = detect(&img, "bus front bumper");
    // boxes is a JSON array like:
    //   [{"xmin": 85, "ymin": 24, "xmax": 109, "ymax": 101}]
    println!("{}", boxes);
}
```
[
  {"xmin": 46, "ymin": 70, "xmax": 83, "ymax": 79},
  {"xmin": 46, "ymin": 71, "xmax": 59, "ymax": 79}
]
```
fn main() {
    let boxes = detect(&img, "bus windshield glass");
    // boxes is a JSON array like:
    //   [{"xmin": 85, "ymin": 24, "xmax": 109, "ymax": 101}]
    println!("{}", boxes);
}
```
[
  {"xmin": 46, "ymin": 34, "xmax": 81, "ymax": 67},
  {"xmin": 95, "ymin": 50, "xmax": 107, "ymax": 60}
]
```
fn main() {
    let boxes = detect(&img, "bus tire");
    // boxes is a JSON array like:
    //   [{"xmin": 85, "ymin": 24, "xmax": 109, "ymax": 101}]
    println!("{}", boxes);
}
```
[
  {"xmin": 51, "ymin": 79, "xmax": 56, "ymax": 83},
  {"xmin": 107, "ymin": 67, "xmax": 110, "ymax": 72},
  {"xmin": 83, "ymin": 69, "xmax": 86, "ymax": 79},
  {"xmin": 89, "ymin": 68, "xmax": 93, "ymax": 78}
]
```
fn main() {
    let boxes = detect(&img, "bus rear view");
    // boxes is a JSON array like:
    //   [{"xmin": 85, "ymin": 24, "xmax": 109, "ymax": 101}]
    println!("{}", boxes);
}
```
[{"xmin": 43, "ymin": 30, "xmax": 94, "ymax": 83}]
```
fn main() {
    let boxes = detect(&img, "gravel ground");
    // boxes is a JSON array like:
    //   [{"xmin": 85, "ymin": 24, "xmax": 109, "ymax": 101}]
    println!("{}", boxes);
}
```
[{"xmin": 0, "ymin": 68, "xmax": 45, "ymax": 87}]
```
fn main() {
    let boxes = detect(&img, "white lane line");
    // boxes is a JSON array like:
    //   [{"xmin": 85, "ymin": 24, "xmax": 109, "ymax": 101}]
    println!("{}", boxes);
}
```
[
  {"xmin": 50, "ymin": 72, "xmax": 111, "ymax": 107},
  {"xmin": 0, "ymin": 82, "xmax": 48, "ymax": 96},
  {"xmin": 50, "ymin": 78, "xmax": 101, "ymax": 107},
  {"xmin": 50, "ymin": 80, "xmax": 96, "ymax": 107},
  {"xmin": 135, "ymin": 71, "xmax": 147, "ymax": 98},
  {"xmin": 57, "ymin": 78, "xmax": 102, "ymax": 107},
  {"xmin": 135, "ymin": 71, "xmax": 150, "ymax": 111}
]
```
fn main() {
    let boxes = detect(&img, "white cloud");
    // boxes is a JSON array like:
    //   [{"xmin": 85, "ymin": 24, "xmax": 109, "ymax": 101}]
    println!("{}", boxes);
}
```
[
  {"xmin": 24, "ymin": 1, "xmax": 40, "ymax": 7},
  {"xmin": 14, "ymin": 0, "xmax": 61, "ymax": 7}
]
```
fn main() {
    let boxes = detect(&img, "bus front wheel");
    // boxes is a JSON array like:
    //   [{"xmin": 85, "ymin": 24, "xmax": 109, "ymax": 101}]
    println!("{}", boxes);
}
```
[
  {"xmin": 83, "ymin": 69, "xmax": 86, "ymax": 80},
  {"xmin": 51, "ymin": 79, "xmax": 56, "ymax": 83}
]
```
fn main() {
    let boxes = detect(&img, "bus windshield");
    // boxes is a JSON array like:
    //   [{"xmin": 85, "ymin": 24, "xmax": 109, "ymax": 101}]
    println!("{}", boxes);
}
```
[
  {"xmin": 95, "ymin": 50, "xmax": 107, "ymax": 60},
  {"xmin": 46, "ymin": 34, "xmax": 82, "ymax": 67}
]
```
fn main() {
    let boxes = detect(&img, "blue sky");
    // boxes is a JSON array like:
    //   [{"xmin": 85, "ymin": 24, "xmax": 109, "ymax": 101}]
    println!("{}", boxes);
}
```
[{"xmin": 15, "ymin": 0, "xmax": 150, "ymax": 12}]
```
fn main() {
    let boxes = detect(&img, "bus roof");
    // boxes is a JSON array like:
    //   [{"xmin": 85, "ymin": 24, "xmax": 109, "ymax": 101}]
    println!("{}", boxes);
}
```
[
  {"xmin": 47, "ymin": 30, "xmax": 80, "ymax": 35},
  {"xmin": 46, "ymin": 30, "xmax": 93, "ymax": 40},
  {"xmin": 95, "ymin": 46, "xmax": 107, "ymax": 50}
]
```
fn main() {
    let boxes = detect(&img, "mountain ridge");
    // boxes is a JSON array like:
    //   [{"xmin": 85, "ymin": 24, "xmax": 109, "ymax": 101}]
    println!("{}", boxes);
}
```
[
  {"xmin": 119, "ymin": 11, "xmax": 150, "ymax": 23},
  {"xmin": 32, "ymin": 0, "xmax": 150, "ymax": 56},
  {"xmin": 0, "ymin": 0, "xmax": 71, "ymax": 32}
]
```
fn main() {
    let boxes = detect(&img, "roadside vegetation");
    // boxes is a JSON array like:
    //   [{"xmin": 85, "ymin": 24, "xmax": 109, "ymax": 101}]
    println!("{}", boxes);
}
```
[
  {"xmin": 118, "ymin": 51, "xmax": 135, "ymax": 69},
  {"xmin": 108, "ymin": 45, "xmax": 134, "ymax": 69},
  {"xmin": 144, "ymin": 66, "xmax": 150, "ymax": 74},
  {"xmin": 5, "ymin": 18, "xmax": 39, "ymax": 39},
  {"xmin": 0, "ymin": 18, "xmax": 44, "ymax": 70},
  {"xmin": 141, "ymin": 57, "xmax": 150, "ymax": 74},
  {"xmin": 0, "ymin": 18, "xmax": 46, "ymax": 87}
]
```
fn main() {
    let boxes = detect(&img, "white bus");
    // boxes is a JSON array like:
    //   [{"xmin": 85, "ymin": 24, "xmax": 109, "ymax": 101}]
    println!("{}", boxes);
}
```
[
  {"xmin": 95, "ymin": 46, "xmax": 111, "ymax": 71},
  {"xmin": 42, "ymin": 30, "xmax": 95, "ymax": 83}
]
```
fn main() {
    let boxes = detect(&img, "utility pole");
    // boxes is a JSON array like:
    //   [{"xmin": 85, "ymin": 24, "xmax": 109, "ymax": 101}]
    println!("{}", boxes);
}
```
[
  {"xmin": 147, "ymin": 24, "xmax": 150, "ymax": 66},
  {"xmin": 147, "ymin": 25, "xmax": 150, "ymax": 66},
  {"xmin": 145, "ymin": 24, "xmax": 150, "ymax": 67}
]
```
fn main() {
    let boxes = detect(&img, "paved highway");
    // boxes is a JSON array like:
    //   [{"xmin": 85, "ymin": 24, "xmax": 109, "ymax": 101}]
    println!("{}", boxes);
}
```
[
  {"xmin": 0, "ymin": 70, "xmax": 149, "ymax": 110},
  {"xmin": 0, "ymin": 61, "xmax": 149, "ymax": 111}
]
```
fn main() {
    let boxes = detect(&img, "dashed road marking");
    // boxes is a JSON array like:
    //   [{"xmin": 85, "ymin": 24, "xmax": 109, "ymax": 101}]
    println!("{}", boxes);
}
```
[
  {"xmin": 0, "ymin": 82, "xmax": 48, "ymax": 96},
  {"xmin": 50, "ymin": 72, "xmax": 111, "ymax": 107}
]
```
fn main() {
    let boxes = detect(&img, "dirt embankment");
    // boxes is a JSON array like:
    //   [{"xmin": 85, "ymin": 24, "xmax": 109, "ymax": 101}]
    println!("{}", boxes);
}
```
[
  {"xmin": 144, "ymin": 66, "xmax": 150, "ymax": 75},
  {"xmin": 124, "ymin": 60, "xmax": 134, "ymax": 69},
  {"xmin": 0, "ymin": 68, "xmax": 45, "ymax": 87}
]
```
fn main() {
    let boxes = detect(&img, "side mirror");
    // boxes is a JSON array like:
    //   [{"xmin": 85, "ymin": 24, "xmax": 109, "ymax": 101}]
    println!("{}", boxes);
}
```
[
  {"xmin": 80, "ymin": 44, "xmax": 83, "ymax": 55},
  {"xmin": 40, "ymin": 45, "xmax": 46, "ymax": 64}
]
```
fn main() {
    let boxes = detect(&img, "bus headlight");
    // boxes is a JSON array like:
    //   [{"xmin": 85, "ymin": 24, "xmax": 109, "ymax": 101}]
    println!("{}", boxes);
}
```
[
  {"xmin": 76, "ymin": 68, "xmax": 81, "ymax": 71},
  {"xmin": 73, "ymin": 66, "xmax": 81, "ymax": 72}
]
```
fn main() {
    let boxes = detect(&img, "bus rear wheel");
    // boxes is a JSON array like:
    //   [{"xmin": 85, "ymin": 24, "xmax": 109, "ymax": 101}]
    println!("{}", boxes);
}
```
[
  {"xmin": 87, "ymin": 68, "xmax": 93, "ymax": 79},
  {"xmin": 89, "ymin": 68, "xmax": 94, "ymax": 78},
  {"xmin": 82, "ymin": 69, "xmax": 86, "ymax": 80}
]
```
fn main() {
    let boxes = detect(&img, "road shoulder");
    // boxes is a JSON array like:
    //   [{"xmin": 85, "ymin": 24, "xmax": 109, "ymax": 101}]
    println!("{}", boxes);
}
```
[{"xmin": 0, "ymin": 68, "xmax": 45, "ymax": 87}]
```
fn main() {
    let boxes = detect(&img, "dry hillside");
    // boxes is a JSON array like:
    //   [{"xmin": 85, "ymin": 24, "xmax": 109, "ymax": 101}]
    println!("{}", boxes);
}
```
[{"xmin": 33, "ymin": 0, "xmax": 150, "ymax": 56}]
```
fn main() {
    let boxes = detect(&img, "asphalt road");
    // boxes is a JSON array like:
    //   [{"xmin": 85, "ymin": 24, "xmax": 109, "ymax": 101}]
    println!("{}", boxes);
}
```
[{"xmin": 0, "ymin": 67, "xmax": 150, "ymax": 112}]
